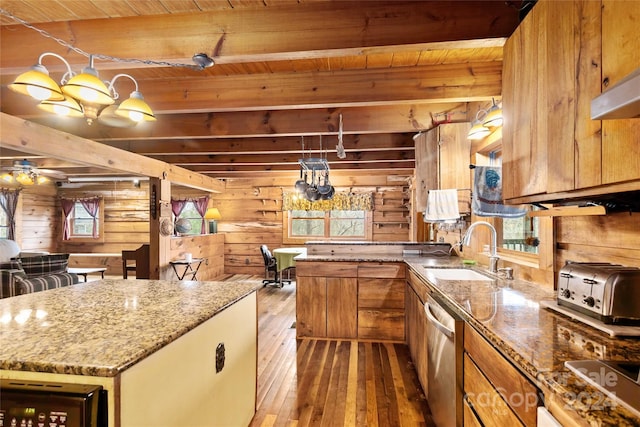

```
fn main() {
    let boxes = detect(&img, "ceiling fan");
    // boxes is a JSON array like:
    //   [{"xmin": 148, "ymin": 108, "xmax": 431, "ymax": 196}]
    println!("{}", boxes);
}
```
[{"xmin": 1, "ymin": 159, "xmax": 67, "ymax": 185}]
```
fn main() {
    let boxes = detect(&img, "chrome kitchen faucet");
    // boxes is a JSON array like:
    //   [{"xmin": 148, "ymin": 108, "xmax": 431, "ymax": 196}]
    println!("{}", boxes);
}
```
[{"xmin": 461, "ymin": 221, "xmax": 500, "ymax": 273}]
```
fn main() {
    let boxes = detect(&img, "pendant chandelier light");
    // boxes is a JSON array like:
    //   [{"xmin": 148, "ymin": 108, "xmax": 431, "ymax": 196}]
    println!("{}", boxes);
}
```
[{"xmin": 9, "ymin": 52, "xmax": 155, "ymax": 127}]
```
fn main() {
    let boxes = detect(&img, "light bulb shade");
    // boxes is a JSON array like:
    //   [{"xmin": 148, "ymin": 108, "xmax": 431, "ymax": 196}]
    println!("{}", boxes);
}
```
[
  {"xmin": 483, "ymin": 106, "xmax": 503, "ymax": 128},
  {"xmin": 115, "ymin": 91, "xmax": 156, "ymax": 122},
  {"xmin": 96, "ymin": 105, "xmax": 136, "ymax": 127},
  {"xmin": 9, "ymin": 65, "xmax": 65, "ymax": 101},
  {"xmin": 15, "ymin": 172, "xmax": 35, "ymax": 186},
  {"xmin": 1, "ymin": 173, "xmax": 14, "ymax": 183},
  {"xmin": 63, "ymin": 68, "xmax": 114, "ymax": 105},
  {"xmin": 467, "ymin": 120, "xmax": 491, "ymax": 140},
  {"xmin": 204, "ymin": 208, "xmax": 222, "ymax": 220},
  {"xmin": 38, "ymin": 96, "xmax": 84, "ymax": 118}
]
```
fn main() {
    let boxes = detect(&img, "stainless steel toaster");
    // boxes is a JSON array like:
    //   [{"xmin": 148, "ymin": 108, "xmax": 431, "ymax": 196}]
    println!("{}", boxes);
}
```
[{"xmin": 557, "ymin": 261, "xmax": 640, "ymax": 324}]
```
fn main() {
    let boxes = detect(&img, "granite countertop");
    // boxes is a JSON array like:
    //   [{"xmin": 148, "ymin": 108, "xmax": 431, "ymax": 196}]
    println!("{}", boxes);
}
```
[
  {"xmin": 403, "ymin": 258, "xmax": 640, "ymax": 426},
  {"xmin": 0, "ymin": 279, "xmax": 259, "ymax": 377}
]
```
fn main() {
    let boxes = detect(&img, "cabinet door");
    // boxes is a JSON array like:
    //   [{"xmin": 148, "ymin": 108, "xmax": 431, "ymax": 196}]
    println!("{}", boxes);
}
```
[
  {"xmin": 326, "ymin": 277, "xmax": 357, "ymax": 338},
  {"xmin": 438, "ymin": 122, "xmax": 471, "ymax": 191},
  {"xmin": 601, "ymin": 0, "xmax": 640, "ymax": 184},
  {"xmin": 296, "ymin": 276, "xmax": 327, "ymax": 337},
  {"xmin": 120, "ymin": 293, "xmax": 257, "ymax": 427},
  {"xmin": 406, "ymin": 284, "xmax": 428, "ymax": 395},
  {"xmin": 502, "ymin": 2, "xmax": 547, "ymax": 199},
  {"xmin": 414, "ymin": 130, "xmax": 439, "ymax": 212}
]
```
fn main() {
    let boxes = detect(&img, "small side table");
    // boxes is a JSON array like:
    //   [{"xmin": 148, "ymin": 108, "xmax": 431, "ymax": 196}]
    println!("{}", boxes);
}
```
[
  {"xmin": 68, "ymin": 267, "xmax": 107, "ymax": 282},
  {"xmin": 169, "ymin": 258, "xmax": 205, "ymax": 280}
]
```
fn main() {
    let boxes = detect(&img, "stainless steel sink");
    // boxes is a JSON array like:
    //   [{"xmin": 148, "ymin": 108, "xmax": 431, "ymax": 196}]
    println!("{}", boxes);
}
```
[{"xmin": 424, "ymin": 268, "xmax": 493, "ymax": 281}]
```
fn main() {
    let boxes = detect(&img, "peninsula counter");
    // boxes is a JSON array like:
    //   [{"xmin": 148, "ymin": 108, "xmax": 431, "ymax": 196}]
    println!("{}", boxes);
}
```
[{"xmin": 0, "ymin": 278, "xmax": 259, "ymax": 427}]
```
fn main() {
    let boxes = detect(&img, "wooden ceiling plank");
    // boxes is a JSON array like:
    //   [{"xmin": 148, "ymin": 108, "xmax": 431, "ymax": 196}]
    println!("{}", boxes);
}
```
[
  {"xmin": 0, "ymin": 1, "xmax": 518, "ymax": 73},
  {"xmin": 23, "ymin": 103, "xmax": 467, "ymax": 140},
  {"xmin": 130, "ymin": 62, "xmax": 501, "ymax": 113},
  {"xmin": 145, "ymin": 149, "xmax": 415, "ymax": 164},
  {"xmin": 101, "ymin": 134, "xmax": 416, "ymax": 154},
  {"xmin": 0, "ymin": 113, "xmax": 225, "ymax": 192}
]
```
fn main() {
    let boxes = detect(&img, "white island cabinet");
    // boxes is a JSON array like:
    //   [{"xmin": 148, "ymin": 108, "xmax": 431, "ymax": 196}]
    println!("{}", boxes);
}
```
[
  {"xmin": 0, "ymin": 279, "xmax": 258, "ymax": 427},
  {"xmin": 119, "ymin": 292, "xmax": 256, "ymax": 426}
]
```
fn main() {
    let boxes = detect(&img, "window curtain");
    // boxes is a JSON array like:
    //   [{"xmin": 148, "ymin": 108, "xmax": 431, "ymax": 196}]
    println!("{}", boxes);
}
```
[
  {"xmin": 0, "ymin": 188, "xmax": 21, "ymax": 240},
  {"xmin": 193, "ymin": 196, "xmax": 210, "ymax": 234},
  {"xmin": 170, "ymin": 199, "xmax": 187, "ymax": 219},
  {"xmin": 60, "ymin": 198, "xmax": 75, "ymax": 241},
  {"xmin": 79, "ymin": 197, "xmax": 101, "ymax": 238},
  {"xmin": 282, "ymin": 191, "xmax": 374, "ymax": 211}
]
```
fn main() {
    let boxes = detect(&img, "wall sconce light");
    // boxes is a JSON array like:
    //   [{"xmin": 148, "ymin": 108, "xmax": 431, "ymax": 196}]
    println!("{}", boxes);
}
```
[
  {"xmin": 483, "ymin": 99, "xmax": 503, "ymax": 128},
  {"xmin": 9, "ymin": 52, "xmax": 155, "ymax": 127},
  {"xmin": 467, "ymin": 99, "xmax": 503, "ymax": 140},
  {"xmin": 467, "ymin": 110, "xmax": 492, "ymax": 140},
  {"xmin": 204, "ymin": 208, "xmax": 222, "ymax": 234}
]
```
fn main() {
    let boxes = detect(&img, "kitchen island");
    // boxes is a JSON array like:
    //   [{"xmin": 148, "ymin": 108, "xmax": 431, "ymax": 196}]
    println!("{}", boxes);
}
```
[{"xmin": 0, "ymin": 278, "xmax": 259, "ymax": 427}]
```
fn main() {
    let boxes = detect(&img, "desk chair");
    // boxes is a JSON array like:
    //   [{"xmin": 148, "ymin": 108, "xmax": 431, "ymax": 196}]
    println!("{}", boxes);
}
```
[
  {"xmin": 122, "ymin": 244, "xmax": 150, "ymax": 279},
  {"xmin": 260, "ymin": 245, "xmax": 291, "ymax": 287}
]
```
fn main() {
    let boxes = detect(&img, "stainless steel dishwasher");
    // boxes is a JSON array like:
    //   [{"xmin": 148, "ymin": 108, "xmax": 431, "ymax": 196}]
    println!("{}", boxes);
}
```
[{"xmin": 425, "ymin": 294, "xmax": 464, "ymax": 427}]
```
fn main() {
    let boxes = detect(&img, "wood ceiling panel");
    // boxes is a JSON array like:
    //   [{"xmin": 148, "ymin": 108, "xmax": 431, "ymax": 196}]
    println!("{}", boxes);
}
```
[{"xmin": 0, "ymin": 1, "xmax": 518, "ymax": 181}]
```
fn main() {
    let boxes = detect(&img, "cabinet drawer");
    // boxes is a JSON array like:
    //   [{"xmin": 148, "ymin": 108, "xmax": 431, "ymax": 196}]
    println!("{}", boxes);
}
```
[
  {"xmin": 296, "ymin": 262, "xmax": 358, "ymax": 277},
  {"xmin": 463, "ymin": 396, "xmax": 483, "ymax": 427},
  {"xmin": 464, "ymin": 354, "xmax": 524, "ymax": 427},
  {"xmin": 358, "ymin": 278, "xmax": 405, "ymax": 309},
  {"xmin": 358, "ymin": 309, "xmax": 405, "ymax": 341},
  {"xmin": 464, "ymin": 324, "xmax": 538, "ymax": 426},
  {"xmin": 407, "ymin": 269, "xmax": 429, "ymax": 303},
  {"xmin": 358, "ymin": 262, "xmax": 406, "ymax": 279}
]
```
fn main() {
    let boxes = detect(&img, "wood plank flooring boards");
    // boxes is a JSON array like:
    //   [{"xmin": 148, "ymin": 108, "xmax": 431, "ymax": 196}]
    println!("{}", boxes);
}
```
[{"xmin": 232, "ymin": 276, "xmax": 434, "ymax": 427}]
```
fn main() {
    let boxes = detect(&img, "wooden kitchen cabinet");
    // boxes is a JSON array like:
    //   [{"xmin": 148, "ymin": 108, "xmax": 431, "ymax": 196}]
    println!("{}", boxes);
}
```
[
  {"xmin": 406, "ymin": 269, "xmax": 429, "ymax": 394},
  {"xmin": 601, "ymin": 0, "xmax": 640, "ymax": 184},
  {"xmin": 502, "ymin": 0, "xmax": 639, "ymax": 203},
  {"xmin": 414, "ymin": 123, "xmax": 471, "ymax": 213},
  {"xmin": 463, "ymin": 323, "xmax": 539, "ymax": 427},
  {"xmin": 358, "ymin": 262, "xmax": 406, "ymax": 341},
  {"xmin": 296, "ymin": 262, "xmax": 358, "ymax": 338},
  {"xmin": 296, "ymin": 261, "xmax": 405, "ymax": 341}
]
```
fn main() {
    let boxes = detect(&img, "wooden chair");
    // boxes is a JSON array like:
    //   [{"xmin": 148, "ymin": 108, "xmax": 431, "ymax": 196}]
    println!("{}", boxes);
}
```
[{"xmin": 122, "ymin": 244, "xmax": 150, "ymax": 279}]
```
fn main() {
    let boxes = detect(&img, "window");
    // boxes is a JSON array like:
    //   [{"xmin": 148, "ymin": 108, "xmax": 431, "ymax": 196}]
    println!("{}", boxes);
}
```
[
  {"xmin": 71, "ymin": 202, "xmax": 97, "ymax": 236},
  {"xmin": 175, "ymin": 201, "xmax": 204, "ymax": 235},
  {"xmin": 61, "ymin": 197, "xmax": 104, "ymax": 242},
  {"xmin": 474, "ymin": 149, "xmax": 541, "ymax": 257},
  {"xmin": 287, "ymin": 209, "xmax": 370, "ymax": 241},
  {"xmin": 0, "ymin": 208, "xmax": 7, "ymax": 239}
]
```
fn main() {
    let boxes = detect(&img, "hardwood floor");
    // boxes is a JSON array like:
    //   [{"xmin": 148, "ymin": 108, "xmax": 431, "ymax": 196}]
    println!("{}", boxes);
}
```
[{"xmin": 243, "ymin": 276, "xmax": 435, "ymax": 427}]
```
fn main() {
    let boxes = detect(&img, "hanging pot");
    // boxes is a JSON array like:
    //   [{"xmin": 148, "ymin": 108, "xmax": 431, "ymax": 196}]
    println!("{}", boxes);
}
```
[
  {"xmin": 295, "ymin": 169, "xmax": 308, "ymax": 193},
  {"xmin": 305, "ymin": 169, "xmax": 320, "ymax": 201},
  {"xmin": 320, "ymin": 185, "xmax": 335, "ymax": 200},
  {"xmin": 318, "ymin": 171, "xmax": 332, "ymax": 195}
]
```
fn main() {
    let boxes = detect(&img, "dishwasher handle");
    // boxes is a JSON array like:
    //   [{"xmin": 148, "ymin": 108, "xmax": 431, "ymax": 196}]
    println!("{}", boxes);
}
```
[{"xmin": 424, "ymin": 302, "xmax": 454, "ymax": 338}]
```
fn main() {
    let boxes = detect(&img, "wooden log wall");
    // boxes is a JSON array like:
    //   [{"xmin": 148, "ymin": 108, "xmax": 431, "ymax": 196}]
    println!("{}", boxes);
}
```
[
  {"xmin": 11, "ymin": 183, "xmax": 58, "ymax": 253},
  {"xmin": 167, "ymin": 233, "xmax": 224, "ymax": 281},
  {"xmin": 556, "ymin": 212, "xmax": 640, "ymax": 270},
  {"xmin": 57, "ymin": 181, "xmax": 150, "ymax": 253},
  {"xmin": 210, "ymin": 172, "xmax": 412, "ymax": 276}
]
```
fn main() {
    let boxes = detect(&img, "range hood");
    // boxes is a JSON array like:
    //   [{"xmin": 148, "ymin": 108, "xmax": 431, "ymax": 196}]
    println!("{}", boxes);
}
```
[{"xmin": 591, "ymin": 67, "xmax": 640, "ymax": 120}]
